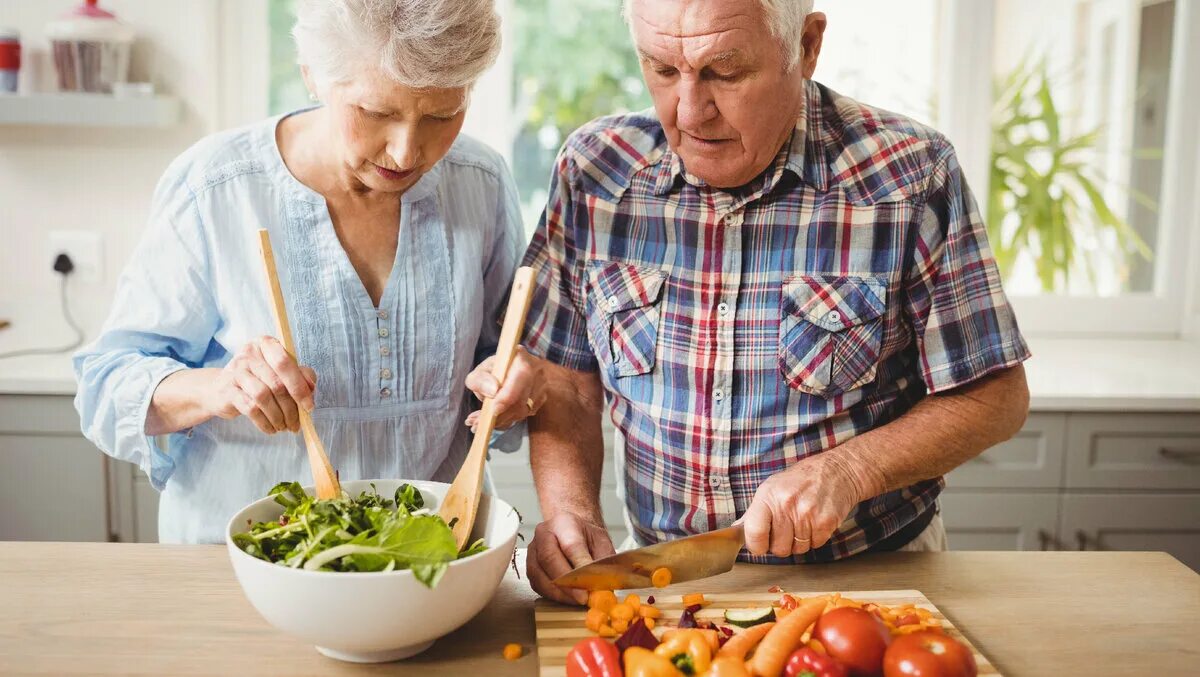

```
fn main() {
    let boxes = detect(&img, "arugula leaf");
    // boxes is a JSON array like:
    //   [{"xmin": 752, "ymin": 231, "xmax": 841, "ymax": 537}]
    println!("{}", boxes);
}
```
[{"xmin": 235, "ymin": 482, "xmax": 483, "ymax": 588}]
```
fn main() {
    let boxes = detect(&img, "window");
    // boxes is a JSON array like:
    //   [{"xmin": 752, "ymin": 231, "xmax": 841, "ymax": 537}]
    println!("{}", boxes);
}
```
[{"xmin": 259, "ymin": 0, "xmax": 1199, "ymax": 338}]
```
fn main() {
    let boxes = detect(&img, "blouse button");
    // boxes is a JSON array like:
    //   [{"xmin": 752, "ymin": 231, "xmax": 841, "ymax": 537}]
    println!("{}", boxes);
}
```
[
  {"xmin": 377, "ymin": 309, "xmax": 388, "ymax": 320},
  {"xmin": 380, "ymin": 387, "xmax": 392, "ymax": 397},
  {"xmin": 380, "ymin": 345, "xmax": 390, "ymax": 356},
  {"xmin": 378, "ymin": 327, "xmax": 389, "ymax": 338},
  {"xmin": 380, "ymin": 368, "xmax": 392, "ymax": 380}
]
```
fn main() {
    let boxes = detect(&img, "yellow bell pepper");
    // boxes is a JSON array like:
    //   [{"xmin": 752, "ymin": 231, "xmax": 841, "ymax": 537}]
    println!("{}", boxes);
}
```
[
  {"xmin": 704, "ymin": 656, "xmax": 752, "ymax": 677},
  {"xmin": 655, "ymin": 628, "xmax": 713, "ymax": 675},
  {"xmin": 624, "ymin": 647, "xmax": 685, "ymax": 677}
]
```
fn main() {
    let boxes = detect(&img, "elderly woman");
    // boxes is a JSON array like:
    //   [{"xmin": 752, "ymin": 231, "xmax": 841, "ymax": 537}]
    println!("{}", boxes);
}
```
[{"xmin": 74, "ymin": 0, "xmax": 541, "ymax": 543}]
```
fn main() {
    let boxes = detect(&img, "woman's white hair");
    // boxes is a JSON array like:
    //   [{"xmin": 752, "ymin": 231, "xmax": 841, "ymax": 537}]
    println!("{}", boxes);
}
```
[
  {"xmin": 293, "ymin": 0, "xmax": 501, "ymax": 90},
  {"xmin": 623, "ymin": 0, "xmax": 815, "ymax": 70}
]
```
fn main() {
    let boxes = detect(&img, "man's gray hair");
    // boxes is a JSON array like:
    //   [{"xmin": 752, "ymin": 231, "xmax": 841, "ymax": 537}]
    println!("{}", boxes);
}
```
[
  {"xmin": 623, "ymin": 0, "xmax": 815, "ymax": 70},
  {"xmin": 293, "ymin": 0, "xmax": 501, "ymax": 90}
]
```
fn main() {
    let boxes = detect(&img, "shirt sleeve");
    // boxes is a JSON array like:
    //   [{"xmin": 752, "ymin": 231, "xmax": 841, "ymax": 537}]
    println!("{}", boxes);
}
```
[
  {"xmin": 73, "ymin": 172, "xmax": 220, "ymax": 490},
  {"xmin": 903, "ymin": 140, "xmax": 1031, "ymax": 393},
  {"xmin": 519, "ymin": 149, "xmax": 598, "ymax": 372}
]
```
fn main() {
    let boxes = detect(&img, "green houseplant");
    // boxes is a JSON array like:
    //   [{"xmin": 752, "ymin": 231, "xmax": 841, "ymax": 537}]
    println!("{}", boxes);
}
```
[{"xmin": 987, "ymin": 57, "xmax": 1152, "ymax": 292}]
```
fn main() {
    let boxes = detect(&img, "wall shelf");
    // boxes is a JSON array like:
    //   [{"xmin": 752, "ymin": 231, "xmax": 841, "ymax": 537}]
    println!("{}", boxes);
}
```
[{"xmin": 0, "ymin": 93, "xmax": 181, "ymax": 128}]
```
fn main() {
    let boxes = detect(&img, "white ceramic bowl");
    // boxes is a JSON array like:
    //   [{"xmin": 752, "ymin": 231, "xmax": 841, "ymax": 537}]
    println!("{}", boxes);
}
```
[{"xmin": 226, "ymin": 479, "xmax": 520, "ymax": 663}]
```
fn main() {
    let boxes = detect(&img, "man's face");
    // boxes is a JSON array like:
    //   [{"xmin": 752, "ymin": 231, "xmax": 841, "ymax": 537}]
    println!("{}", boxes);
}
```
[{"xmin": 629, "ymin": 0, "xmax": 824, "ymax": 189}]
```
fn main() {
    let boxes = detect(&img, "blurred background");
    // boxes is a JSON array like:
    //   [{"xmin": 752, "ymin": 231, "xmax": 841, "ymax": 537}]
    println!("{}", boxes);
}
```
[{"xmin": 0, "ymin": 1, "xmax": 1197, "ymax": 569}]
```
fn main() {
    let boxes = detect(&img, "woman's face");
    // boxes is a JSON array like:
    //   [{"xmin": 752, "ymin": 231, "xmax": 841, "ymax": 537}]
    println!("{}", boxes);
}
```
[{"xmin": 318, "ymin": 67, "xmax": 468, "ymax": 194}]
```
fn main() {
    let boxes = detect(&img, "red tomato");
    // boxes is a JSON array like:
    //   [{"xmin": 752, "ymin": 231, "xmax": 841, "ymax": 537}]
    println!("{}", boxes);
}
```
[
  {"xmin": 813, "ymin": 607, "xmax": 892, "ymax": 677},
  {"xmin": 883, "ymin": 632, "xmax": 978, "ymax": 677}
]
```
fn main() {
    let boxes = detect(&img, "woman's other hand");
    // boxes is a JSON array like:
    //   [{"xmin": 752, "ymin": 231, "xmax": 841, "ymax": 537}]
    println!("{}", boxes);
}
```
[
  {"xmin": 464, "ymin": 347, "xmax": 546, "ymax": 431},
  {"xmin": 204, "ymin": 336, "xmax": 317, "ymax": 434}
]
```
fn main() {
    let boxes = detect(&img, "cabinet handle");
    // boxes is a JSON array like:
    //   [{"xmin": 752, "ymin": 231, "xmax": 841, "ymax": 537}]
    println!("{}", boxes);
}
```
[
  {"xmin": 1075, "ymin": 529, "xmax": 1089, "ymax": 551},
  {"xmin": 1037, "ymin": 529, "xmax": 1057, "ymax": 551},
  {"xmin": 1159, "ymin": 447, "xmax": 1200, "ymax": 463}
]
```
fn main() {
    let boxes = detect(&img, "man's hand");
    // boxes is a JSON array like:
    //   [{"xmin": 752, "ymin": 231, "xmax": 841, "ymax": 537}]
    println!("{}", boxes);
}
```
[
  {"xmin": 527, "ymin": 513, "xmax": 616, "ymax": 605},
  {"xmin": 742, "ymin": 453, "xmax": 865, "ymax": 557}
]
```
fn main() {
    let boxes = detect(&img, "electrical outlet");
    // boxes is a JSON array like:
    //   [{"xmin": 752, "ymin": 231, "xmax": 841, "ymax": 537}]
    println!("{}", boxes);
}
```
[{"xmin": 48, "ymin": 230, "xmax": 104, "ymax": 282}]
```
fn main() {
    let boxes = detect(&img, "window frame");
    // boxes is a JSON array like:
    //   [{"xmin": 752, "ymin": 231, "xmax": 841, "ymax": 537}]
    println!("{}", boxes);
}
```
[{"xmin": 940, "ymin": 0, "xmax": 1200, "ymax": 339}]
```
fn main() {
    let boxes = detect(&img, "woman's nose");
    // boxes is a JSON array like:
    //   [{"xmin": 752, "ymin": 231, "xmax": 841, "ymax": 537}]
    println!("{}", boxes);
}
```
[{"xmin": 386, "ymin": 126, "xmax": 421, "ymax": 170}]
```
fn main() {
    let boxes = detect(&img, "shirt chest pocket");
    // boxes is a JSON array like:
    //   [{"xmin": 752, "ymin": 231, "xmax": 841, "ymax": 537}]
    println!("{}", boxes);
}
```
[
  {"xmin": 586, "ymin": 261, "xmax": 667, "ymax": 378},
  {"xmin": 779, "ymin": 274, "xmax": 887, "ymax": 397}
]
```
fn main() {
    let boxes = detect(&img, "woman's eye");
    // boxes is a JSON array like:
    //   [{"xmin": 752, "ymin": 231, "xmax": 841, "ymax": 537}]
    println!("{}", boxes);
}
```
[{"xmin": 359, "ymin": 107, "xmax": 388, "ymax": 119}]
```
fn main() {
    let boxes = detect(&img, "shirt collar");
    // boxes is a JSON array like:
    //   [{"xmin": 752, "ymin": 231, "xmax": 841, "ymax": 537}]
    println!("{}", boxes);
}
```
[{"xmin": 651, "ymin": 79, "xmax": 831, "ymax": 197}]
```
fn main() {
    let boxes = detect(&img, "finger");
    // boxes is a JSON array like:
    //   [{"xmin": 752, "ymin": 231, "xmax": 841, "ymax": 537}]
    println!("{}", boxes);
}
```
[
  {"xmin": 246, "ymin": 345, "xmax": 299, "ymax": 432},
  {"xmin": 259, "ymin": 336, "xmax": 315, "ymax": 411},
  {"xmin": 232, "ymin": 387, "xmax": 276, "ymax": 434},
  {"xmin": 769, "ymin": 509, "xmax": 795, "ymax": 558},
  {"xmin": 742, "ymin": 499, "xmax": 773, "ymax": 556},
  {"xmin": 527, "ymin": 545, "xmax": 582, "ymax": 606},
  {"xmin": 235, "ymin": 371, "xmax": 286, "ymax": 433},
  {"xmin": 464, "ymin": 411, "xmax": 480, "ymax": 428},
  {"xmin": 538, "ymin": 533, "xmax": 588, "ymax": 605},
  {"xmin": 299, "ymin": 366, "xmax": 318, "ymax": 390},
  {"xmin": 491, "ymin": 358, "xmax": 533, "ymax": 417},
  {"xmin": 792, "ymin": 513, "xmax": 815, "ymax": 555}
]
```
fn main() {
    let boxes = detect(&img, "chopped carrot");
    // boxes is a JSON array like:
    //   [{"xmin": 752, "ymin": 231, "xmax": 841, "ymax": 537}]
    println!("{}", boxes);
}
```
[
  {"xmin": 644, "ymin": 617, "xmax": 656, "ymax": 630},
  {"xmin": 585, "ymin": 608, "xmax": 609, "ymax": 633},
  {"xmin": 610, "ymin": 603, "xmax": 635, "ymax": 621},
  {"xmin": 624, "ymin": 593, "xmax": 641, "ymax": 611},
  {"xmin": 598, "ymin": 624, "xmax": 617, "ymax": 638},
  {"xmin": 612, "ymin": 617, "xmax": 630, "ymax": 634},
  {"xmin": 502, "ymin": 643, "xmax": 523, "ymax": 660},
  {"xmin": 638, "ymin": 605, "xmax": 662, "ymax": 619},
  {"xmin": 682, "ymin": 593, "xmax": 707, "ymax": 607},
  {"xmin": 748, "ymin": 597, "xmax": 829, "ymax": 677},
  {"xmin": 588, "ymin": 590, "xmax": 618, "ymax": 613},
  {"xmin": 651, "ymin": 567, "xmax": 673, "ymax": 588},
  {"xmin": 716, "ymin": 622, "xmax": 775, "ymax": 661}
]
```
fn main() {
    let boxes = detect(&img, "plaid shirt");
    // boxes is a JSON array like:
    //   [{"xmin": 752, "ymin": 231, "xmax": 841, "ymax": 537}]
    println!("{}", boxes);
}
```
[{"xmin": 521, "ymin": 80, "xmax": 1030, "ymax": 562}]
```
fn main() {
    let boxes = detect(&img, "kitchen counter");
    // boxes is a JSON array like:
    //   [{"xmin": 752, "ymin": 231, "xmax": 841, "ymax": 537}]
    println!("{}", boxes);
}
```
[
  {"xmin": 2, "ymin": 545, "xmax": 1197, "ymax": 676},
  {"xmin": 1, "ymin": 337, "xmax": 1198, "ymax": 409}
]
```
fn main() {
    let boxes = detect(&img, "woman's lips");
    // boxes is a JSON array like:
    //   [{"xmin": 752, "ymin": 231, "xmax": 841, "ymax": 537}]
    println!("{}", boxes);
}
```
[{"xmin": 373, "ymin": 164, "xmax": 415, "ymax": 181}]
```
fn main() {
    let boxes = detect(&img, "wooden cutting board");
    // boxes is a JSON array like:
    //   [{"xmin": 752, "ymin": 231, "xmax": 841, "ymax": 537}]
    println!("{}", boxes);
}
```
[{"xmin": 535, "ymin": 589, "xmax": 1000, "ymax": 676}]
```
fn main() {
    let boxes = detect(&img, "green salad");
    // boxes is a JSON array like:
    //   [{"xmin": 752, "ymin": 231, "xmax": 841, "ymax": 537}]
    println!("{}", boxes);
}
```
[{"xmin": 233, "ymin": 481, "xmax": 486, "ymax": 588}]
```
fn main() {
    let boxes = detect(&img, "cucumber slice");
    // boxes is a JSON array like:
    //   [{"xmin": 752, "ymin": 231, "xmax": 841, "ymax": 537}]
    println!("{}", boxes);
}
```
[{"xmin": 723, "ymin": 607, "xmax": 776, "ymax": 628}]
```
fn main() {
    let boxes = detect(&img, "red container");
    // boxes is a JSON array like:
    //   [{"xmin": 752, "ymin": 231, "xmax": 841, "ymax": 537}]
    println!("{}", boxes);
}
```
[{"xmin": 0, "ymin": 30, "xmax": 19, "ymax": 70}]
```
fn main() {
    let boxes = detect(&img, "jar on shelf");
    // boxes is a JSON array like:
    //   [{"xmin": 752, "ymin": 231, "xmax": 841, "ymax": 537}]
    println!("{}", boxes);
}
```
[
  {"xmin": 45, "ymin": 0, "xmax": 134, "ymax": 94},
  {"xmin": 0, "ymin": 28, "xmax": 18, "ymax": 94}
]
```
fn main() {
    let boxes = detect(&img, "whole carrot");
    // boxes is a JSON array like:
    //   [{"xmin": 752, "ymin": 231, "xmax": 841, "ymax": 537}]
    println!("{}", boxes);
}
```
[
  {"xmin": 716, "ymin": 622, "xmax": 776, "ymax": 661},
  {"xmin": 748, "ymin": 597, "xmax": 828, "ymax": 677}
]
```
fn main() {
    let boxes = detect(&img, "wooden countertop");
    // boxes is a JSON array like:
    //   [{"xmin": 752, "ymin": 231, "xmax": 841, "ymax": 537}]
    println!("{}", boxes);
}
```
[{"xmin": 2, "ymin": 545, "xmax": 1198, "ymax": 675}]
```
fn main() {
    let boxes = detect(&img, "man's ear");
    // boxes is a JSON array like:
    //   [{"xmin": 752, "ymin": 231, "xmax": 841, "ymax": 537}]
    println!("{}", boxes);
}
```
[{"xmin": 799, "ymin": 12, "xmax": 827, "ymax": 79}]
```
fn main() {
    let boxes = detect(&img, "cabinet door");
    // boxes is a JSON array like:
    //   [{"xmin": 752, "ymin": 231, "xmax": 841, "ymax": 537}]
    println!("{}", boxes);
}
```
[
  {"xmin": 1065, "ymin": 413, "xmax": 1200, "ymax": 490},
  {"xmin": 1061, "ymin": 494, "xmax": 1200, "ymax": 572},
  {"xmin": 939, "ymin": 492, "xmax": 1060, "ymax": 551},
  {"xmin": 946, "ymin": 413, "xmax": 1067, "ymax": 489},
  {"xmin": 0, "ymin": 395, "xmax": 110, "ymax": 542}
]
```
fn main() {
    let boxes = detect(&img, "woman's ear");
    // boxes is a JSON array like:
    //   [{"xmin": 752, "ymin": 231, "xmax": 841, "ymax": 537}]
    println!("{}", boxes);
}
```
[
  {"xmin": 800, "ymin": 12, "xmax": 827, "ymax": 79},
  {"xmin": 300, "ymin": 65, "xmax": 320, "ymax": 102}
]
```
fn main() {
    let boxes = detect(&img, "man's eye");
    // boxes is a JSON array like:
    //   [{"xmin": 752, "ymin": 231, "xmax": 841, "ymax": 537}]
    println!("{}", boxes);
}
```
[{"xmin": 654, "ymin": 67, "xmax": 677, "ymax": 77}]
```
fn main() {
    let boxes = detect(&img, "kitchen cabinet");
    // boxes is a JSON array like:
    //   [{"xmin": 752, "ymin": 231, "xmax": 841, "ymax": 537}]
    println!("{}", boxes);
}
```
[
  {"xmin": 939, "ymin": 493, "xmax": 1059, "ymax": 551},
  {"xmin": 1061, "ymin": 494, "xmax": 1200, "ymax": 571}
]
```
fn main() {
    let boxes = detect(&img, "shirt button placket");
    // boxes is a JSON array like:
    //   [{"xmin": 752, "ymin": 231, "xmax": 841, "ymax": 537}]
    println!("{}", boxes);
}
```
[
  {"xmin": 377, "ymin": 309, "xmax": 393, "ymax": 398},
  {"xmin": 712, "ymin": 208, "xmax": 743, "ymax": 526}
]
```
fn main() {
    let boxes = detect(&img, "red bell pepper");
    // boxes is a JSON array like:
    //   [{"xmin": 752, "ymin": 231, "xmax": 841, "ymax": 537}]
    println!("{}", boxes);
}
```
[
  {"xmin": 785, "ymin": 647, "xmax": 849, "ymax": 677},
  {"xmin": 566, "ymin": 637, "xmax": 622, "ymax": 677}
]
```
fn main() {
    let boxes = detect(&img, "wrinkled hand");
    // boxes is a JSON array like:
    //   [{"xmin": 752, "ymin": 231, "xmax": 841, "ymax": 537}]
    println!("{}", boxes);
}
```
[
  {"xmin": 742, "ymin": 454, "xmax": 864, "ymax": 557},
  {"xmin": 464, "ymin": 347, "xmax": 547, "ymax": 431},
  {"xmin": 527, "ymin": 513, "xmax": 616, "ymax": 605},
  {"xmin": 204, "ymin": 336, "xmax": 317, "ymax": 434}
]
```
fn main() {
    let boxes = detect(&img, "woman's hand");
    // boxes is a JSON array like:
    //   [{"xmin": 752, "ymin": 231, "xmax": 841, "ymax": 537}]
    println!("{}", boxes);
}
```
[
  {"xmin": 464, "ymin": 347, "xmax": 547, "ymax": 431},
  {"xmin": 203, "ymin": 336, "xmax": 317, "ymax": 434}
]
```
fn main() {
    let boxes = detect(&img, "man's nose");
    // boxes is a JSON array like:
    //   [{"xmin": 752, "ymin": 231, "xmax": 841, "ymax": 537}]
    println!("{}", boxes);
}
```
[{"xmin": 676, "ymin": 78, "xmax": 718, "ymax": 131}]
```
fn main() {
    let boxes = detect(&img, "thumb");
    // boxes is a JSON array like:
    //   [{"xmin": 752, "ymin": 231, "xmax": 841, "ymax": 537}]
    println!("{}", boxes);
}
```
[{"xmin": 741, "ymin": 499, "xmax": 773, "ymax": 557}]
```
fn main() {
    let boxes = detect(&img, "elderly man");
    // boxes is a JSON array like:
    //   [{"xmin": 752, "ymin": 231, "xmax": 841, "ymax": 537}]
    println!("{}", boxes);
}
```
[{"xmin": 521, "ymin": 0, "xmax": 1031, "ymax": 604}]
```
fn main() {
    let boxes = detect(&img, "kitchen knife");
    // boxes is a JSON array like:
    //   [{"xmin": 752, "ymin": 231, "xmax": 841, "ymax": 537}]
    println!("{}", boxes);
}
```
[{"xmin": 554, "ymin": 523, "xmax": 745, "ymax": 591}]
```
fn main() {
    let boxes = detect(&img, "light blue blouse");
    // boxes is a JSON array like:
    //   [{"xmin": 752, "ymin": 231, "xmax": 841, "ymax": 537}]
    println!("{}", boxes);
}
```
[{"xmin": 74, "ymin": 113, "xmax": 524, "ymax": 544}]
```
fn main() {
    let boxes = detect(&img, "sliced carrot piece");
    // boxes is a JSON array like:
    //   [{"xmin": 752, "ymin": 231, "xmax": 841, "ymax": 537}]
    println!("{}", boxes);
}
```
[
  {"xmin": 624, "ymin": 593, "xmax": 641, "ymax": 611},
  {"xmin": 651, "ymin": 567, "xmax": 673, "ymax": 588},
  {"xmin": 588, "ymin": 590, "xmax": 618, "ymax": 613},
  {"xmin": 598, "ymin": 624, "xmax": 617, "ymax": 638},
  {"xmin": 610, "ymin": 603, "xmax": 635, "ymax": 621},
  {"xmin": 502, "ymin": 643, "xmax": 523, "ymax": 660},
  {"xmin": 611, "ymin": 617, "xmax": 630, "ymax": 634},
  {"xmin": 585, "ymin": 608, "xmax": 609, "ymax": 633},
  {"xmin": 638, "ymin": 605, "xmax": 662, "ymax": 619},
  {"xmin": 682, "ymin": 593, "xmax": 707, "ymax": 607}
]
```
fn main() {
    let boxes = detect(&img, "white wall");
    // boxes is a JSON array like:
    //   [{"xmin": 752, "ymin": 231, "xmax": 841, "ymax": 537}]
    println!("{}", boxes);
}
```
[{"xmin": 0, "ymin": 1, "xmax": 235, "ymax": 346}]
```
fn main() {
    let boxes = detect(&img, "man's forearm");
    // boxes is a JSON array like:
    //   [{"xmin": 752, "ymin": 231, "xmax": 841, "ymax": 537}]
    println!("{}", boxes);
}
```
[
  {"xmin": 831, "ymin": 364, "xmax": 1030, "ymax": 501},
  {"xmin": 529, "ymin": 364, "xmax": 608, "ymax": 525}
]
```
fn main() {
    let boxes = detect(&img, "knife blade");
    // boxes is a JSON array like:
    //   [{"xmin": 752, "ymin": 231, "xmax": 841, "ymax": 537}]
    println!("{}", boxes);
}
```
[{"xmin": 554, "ymin": 523, "xmax": 745, "ymax": 591}]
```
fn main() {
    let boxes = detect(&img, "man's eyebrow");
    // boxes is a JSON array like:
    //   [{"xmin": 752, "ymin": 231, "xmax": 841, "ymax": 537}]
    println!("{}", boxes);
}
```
[{"xmin": 636, "ymin": 48, "xmax": 745, "ymax": 69}]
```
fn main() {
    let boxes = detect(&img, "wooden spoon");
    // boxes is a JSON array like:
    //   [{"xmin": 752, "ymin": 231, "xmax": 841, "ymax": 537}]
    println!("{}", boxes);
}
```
[
  {"xmin": 257, "ymin": 229, "xmax": 342, "ymax": 500},
  {"xmin": 440, "ymin": 266, "xmax": 537, "ymax": 549}
]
